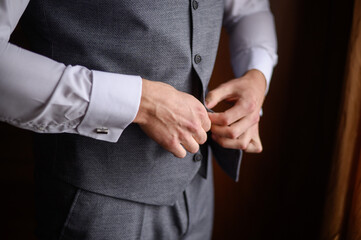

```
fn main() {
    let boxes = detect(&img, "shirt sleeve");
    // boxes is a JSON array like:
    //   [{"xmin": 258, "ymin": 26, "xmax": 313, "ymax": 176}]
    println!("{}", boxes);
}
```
[
  {"xmin": 0, "ymin": 0, "xmax": 142, "ymax": 143},
  {"xmin": 223, "ymin": 0, "xmax": 278, "ymax": 94}
]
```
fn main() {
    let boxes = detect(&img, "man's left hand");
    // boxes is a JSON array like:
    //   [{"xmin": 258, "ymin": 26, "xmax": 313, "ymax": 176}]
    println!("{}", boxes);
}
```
[{"xmin": 205, "ymin": 69, "xmax": 267, "ymax": 153}]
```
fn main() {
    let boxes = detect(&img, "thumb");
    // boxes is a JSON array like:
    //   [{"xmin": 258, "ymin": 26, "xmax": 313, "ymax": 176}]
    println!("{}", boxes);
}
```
[
  {"xmin": 205, "ymin": 84, "xmax": 232, "ymax": 109},
  {"xmin": 245, "ymin": 126, "xmax": 263, "ymax": 153},
  {"xmin": 245, "ymin": 138, "xmax": 263, "ymax": 153}
]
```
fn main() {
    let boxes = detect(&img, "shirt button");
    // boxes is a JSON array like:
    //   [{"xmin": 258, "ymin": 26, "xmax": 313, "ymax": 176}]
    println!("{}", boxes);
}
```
[
  {"xmin": 194, "ymin": 54, "xmax": 202, "ymax": 64},
  {"xmin": 193, "ymin": 153, "xmax": 203, "ymax": 162},
  {"xmin": 192, "ymin": 0, "xmax": 199, "ymax": 10}
]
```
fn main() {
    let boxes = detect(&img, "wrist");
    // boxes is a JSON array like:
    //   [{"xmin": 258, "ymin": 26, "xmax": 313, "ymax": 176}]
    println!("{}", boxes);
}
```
[
  {"xmin": 133, "ymin": 79, "xmax": 176, "ymax": 125},
  {"xmin": 245, "ymin": 69, "xmax": 267, "ymax": 93},
  {"xmin": 133, "ymin": 78, "xmax": 151, "ymax": 125}
]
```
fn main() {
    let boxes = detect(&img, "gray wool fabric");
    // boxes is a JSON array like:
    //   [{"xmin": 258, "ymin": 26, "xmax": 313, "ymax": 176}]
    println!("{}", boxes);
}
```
[
  {"xmin": 35, "ymin": 150, "xmax": 214, "ymax": 240},
  {"xmin": 23, "ymin": 0, "xmax": 242, "ymax": 206}
]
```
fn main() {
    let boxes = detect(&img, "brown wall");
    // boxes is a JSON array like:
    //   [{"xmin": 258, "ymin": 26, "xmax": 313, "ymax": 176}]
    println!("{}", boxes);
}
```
[
  {"xmin": 321, "ymin": 0, "xmax": 361, "ymax": 238},
  {"xmin": 0, "ymin": 0, "xmax": 354, "ymax": 239},
  {"xmin": 346, "ymin": 147, "xmax": 361, "ymax": 240},
  {"xmin": 211, "ymin": 0, "xmax": 354, "ymax": 239}
]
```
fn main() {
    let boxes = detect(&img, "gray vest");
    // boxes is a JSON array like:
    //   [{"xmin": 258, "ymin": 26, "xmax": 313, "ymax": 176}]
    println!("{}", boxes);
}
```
[{"xmin": 22, "ymin": 0, "xmax": 241, "ymax": 205}]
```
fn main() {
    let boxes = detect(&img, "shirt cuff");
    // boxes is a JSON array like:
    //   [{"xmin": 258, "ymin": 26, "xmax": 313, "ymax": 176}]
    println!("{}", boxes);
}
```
[
  {"xmin": 77, "ymin": 70, "xmax": 142, "ymax": 142},
  {"xmin": 231, "ymin": 47, "xmax": 275, "ymax": 94}
]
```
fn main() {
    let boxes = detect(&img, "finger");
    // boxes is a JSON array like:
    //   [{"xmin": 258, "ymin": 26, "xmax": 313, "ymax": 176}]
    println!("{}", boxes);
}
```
[
  {"xmin": 181, "ymin": 136, "xmax": 200, "ymax": 154},
  {"xmin": 205, "ymin": 84, "xmax": 233, "ymax": 109},
  {"xmin": 201, "ymin": 113, "xmax": 211, "ymax": 132},
  {"xmin": 212, "ymin": 133, "xmax": 252, "ymax": 150},
  {"xmin": 210, "ymin": 115, "xmax": 257, "ymax": 139},
  {"xmin": 245, "ymin": 139, "xmax": 263, "ymax": 153},
  {"xmin": 170, "ymin": 144, "xmax": 187, "ymax": 158},
  {"xmin": 237, "ymin": 130, "xmax": 253, "ymax": 150},
  {"xmin": 193, "ymin": 129, "xmax": 208, "ymax": 145},
  {"xmin": 245, "ymin": 126, "xmax": 263, "ymax": 152},
  {"xmin": 209, "ymin": 99, "xmax": 258, "ymax": 126}
]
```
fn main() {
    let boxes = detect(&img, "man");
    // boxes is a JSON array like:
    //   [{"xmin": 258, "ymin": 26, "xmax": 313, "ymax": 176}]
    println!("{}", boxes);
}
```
[{"xmin": 0, "ymin": 0, "xmax": 277, "ymax": 239}]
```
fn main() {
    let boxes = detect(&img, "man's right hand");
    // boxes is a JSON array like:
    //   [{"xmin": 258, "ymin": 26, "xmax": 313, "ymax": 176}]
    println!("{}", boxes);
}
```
[{"xmin": 133, "ymin": 79, "xmax": 211, "ymax": 158}]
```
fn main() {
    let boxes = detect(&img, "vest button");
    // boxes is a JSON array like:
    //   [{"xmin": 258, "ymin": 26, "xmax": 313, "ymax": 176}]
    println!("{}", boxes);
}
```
[
  {"xmin": 194, "ymin": 54, "xmax": 202, "ymax": 64},
  {"xmin": 192, "ymin": 0, "xmax": 199, "ymax": 10},
  {"xmin": 193, "ymin": 153, "xmax": 203, "ymax": 162}
]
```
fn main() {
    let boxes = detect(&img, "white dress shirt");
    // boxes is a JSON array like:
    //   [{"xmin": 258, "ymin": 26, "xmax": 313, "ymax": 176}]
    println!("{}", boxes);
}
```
[{"xmin": 0, "ymin": 0, "xmax": 277, "ymax": 143}]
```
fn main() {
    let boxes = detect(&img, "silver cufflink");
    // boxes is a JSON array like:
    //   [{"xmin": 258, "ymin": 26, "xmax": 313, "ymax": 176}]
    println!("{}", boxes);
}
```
[{"xmin": 95, "ymin": 127, "xmax": 109, "ymax": 134}]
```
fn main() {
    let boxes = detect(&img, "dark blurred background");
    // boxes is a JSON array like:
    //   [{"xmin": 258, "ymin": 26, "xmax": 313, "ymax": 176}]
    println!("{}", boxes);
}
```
[{"xmin": 0, "ymin": 0, "xmax": 358, "ymax": 239}]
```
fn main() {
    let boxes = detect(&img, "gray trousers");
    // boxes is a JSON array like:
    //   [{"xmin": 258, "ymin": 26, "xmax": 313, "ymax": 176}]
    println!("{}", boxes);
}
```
[{"xmin": 35, "ymin": 157, "xmax": 214, "ymax": 240}]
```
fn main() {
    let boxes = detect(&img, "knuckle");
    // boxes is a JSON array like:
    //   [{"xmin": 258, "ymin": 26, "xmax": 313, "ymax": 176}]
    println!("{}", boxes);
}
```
[
  {"xmin": 237, "ymin": 140, "xmax": 248, "ymax": 149},
  {"xmin": 242, "ymin": 100, "xmax": 256, "ymax": 113},
  {"xmin": 227, "ymin": 128, "xmax": 238, "ymax": 139},
  {"xmin": 220, "ymin": 115, "xmax": 230, "ymax": 126},
  {"xmin": 167, "ymin": 136, "xmax": 178, "ymax": 149},
  {"xmin": 249, "ymin": 101, "xmax": 257, "ymax": 112},
  {"xmin": 187, "ymin": 120, "xmax": 199, "ymax": 132},
  {"xmin": 177, "ymin": 131, "xmax": 186, "ymax": 141}
]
